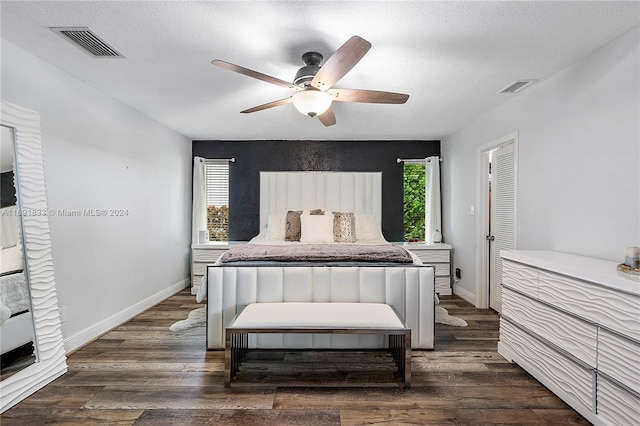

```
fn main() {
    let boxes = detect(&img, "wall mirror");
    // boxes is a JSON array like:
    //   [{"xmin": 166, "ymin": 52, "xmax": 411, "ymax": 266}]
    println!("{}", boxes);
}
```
[
  {"xmin": 1, "ymin": 124, "xmax": 36, "ymax": 377},
  {"xmin": 0, "ymin": 101, "xmax": 67, "ymax": 413}
]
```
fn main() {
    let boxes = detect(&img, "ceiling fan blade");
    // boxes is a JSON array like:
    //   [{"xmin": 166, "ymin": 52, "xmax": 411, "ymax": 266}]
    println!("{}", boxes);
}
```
[
  {"xmin": 317, "ymin": 107, "xmax": 336, "ymax": 127},
  {"xmin": 241, "ymin": 97, "xmax": 292, "ymax": 114},
  {"xmin": 328, "ymin": 88, "xmax": 409, "ymax": 104},
  {"xmin": 212, "ymin": 59, "xmax": 295, "ymax": 90},
  {"xmin": 310, "ymin": 36, "xmax": 372, "ymax": 90}
]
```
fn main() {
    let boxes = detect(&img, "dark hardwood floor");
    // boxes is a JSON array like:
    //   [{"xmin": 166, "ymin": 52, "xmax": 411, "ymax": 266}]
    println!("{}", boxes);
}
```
[{"xmin": 1, "ymin": 290, "xmax": 589, "ymax": 425}]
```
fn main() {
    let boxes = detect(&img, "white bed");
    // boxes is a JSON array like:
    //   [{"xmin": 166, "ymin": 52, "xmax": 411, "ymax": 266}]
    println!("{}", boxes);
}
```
[
  {"xmin": 200, "ymin": 172, "xmax": 435, "ymax": 350},
  {"xmin": 1, "ymin": 273, "xmax": 34, "ymax": 356},
  {"xmin": 1, "ymin": 207, "xmax": 34, "ymax": 358}
]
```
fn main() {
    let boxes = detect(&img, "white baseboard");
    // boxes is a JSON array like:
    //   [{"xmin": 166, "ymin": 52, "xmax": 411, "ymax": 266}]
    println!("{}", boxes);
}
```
[
  {"xmin": 453, "ymin": 285, "xmax": 476, "ymax": 305},
  {"xmin": 63, "ymin": 278, "xmax": 189, "ymax": 354}
]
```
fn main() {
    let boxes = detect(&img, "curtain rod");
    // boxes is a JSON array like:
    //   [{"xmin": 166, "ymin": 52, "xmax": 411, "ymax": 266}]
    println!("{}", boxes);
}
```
[
  {"xmin": 396, "ymin": 157, "xmax": 442, "ymax": 163},
  {"xmin": 203, "ymin": 157, "xmax": 235, "ymax": 163}
]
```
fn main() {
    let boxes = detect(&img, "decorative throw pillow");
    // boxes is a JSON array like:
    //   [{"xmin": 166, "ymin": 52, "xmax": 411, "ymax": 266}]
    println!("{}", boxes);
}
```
[
  {"xmin": 355, "ymin": 214, "xmax": 385, "ymax": 242},
  {"xmin": 285, "ymin": 210, "xmax": 303, "ymax": 241},
  {"xmin": 309, "ymin": 209, "xmax": 324, "ymax": 215},
  {"xmin": 265, "ymin": 212, "xmax": 287, "ymax": 240},
  {"xmin": 300, "ymin": 213, "xmax": 334, "ymax": 243},
  {"xmin": 333, "ymin": 212, "xmax": 356, "ymax": 243}
]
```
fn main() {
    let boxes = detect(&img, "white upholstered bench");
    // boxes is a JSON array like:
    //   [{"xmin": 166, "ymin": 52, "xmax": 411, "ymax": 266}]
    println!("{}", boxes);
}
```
[{"xmin": 224, "ymin": 302, "xmax": 412, "ymax": 388}]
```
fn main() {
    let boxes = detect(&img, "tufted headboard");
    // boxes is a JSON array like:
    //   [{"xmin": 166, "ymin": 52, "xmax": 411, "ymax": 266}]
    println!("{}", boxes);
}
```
[{"xmin": 259, "ymin": 171, "xmax": 382, "ymax": 232}]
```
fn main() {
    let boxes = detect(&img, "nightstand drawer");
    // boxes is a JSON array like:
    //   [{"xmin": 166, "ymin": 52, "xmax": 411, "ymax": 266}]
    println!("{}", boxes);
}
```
[
  {"xmin": 193, "ymin": 249, "xmax": 227, "ymax": 262},
  {"xmin": 412, "ymin": 249, "xmax": 449, "ymax": 263},
  {"xmin": 192, "ymin": 262, "xmax": 210, "ymax": 276}
]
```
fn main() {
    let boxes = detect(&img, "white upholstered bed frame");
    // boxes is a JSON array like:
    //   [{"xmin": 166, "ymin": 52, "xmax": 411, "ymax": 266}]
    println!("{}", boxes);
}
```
[{"xmin": 206, "ymin": 172, "xmax": 435, "ymax": 350}]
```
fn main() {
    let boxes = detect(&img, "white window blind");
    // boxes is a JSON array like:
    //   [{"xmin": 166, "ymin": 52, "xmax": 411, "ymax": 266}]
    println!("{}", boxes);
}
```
[
  {"xmin": 205, "ymin": 160, "xmax": 229, "ymax": 207},
  {"xmin": 205, "ymin": 159, "xmax": 230, "ymax": 241}
]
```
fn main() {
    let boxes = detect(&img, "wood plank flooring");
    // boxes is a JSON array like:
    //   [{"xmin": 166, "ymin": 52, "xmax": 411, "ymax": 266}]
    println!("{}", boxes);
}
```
[{"xmin": 1, "ymin": 290, "xmax": 589, "ymax": 425}]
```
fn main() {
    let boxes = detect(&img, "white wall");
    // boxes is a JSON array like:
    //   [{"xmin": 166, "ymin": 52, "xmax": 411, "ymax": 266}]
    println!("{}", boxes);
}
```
[
  {"xmin": 1, "ymin": 40, "xmax": 192, "ymax": 351},
  {"xmin": 442, "ymin": 27, "xmax": 639, "ymax": 303}
]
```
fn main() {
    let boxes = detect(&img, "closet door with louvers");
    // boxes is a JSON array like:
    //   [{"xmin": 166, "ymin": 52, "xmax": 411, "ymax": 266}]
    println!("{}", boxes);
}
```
[{"xmin": 490, "ymin": 142, "xmax": 516, "ymax": 312}]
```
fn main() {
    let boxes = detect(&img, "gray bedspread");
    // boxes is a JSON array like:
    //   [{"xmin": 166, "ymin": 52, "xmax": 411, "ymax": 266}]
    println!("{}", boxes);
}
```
[{"xmin": 219, "ymin": 244, "xmax": 414, "ymax": 264}]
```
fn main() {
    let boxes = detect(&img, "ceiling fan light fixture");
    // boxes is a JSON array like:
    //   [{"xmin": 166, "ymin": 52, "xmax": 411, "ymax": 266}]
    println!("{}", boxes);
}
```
[{"xmin": 292, "ymin": 90, "xmax": 332, "ymax": 117}]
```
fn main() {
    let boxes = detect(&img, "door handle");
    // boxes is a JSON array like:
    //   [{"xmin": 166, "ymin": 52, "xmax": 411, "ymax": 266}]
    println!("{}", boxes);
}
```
[{"xmin": 486, "ymin": 235, "xmax": 495, "ymax": 241}]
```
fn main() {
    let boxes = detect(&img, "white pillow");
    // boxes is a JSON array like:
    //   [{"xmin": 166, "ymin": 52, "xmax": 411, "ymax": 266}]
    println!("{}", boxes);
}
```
[
  {"xmin": 300, "ymin": 213, "xmax": 334, "ymax": 243},
  {"xmin": 265, "ymin": 212, "xmax": 287, "ymax": 240},
  {"xmin": 355, "ymin": 214, "xmax": 385, "ymax": 241}
]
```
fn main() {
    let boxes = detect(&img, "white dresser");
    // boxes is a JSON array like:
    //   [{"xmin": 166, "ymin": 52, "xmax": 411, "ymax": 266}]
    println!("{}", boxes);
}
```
[
  {"xmin": 498, "ymin": 250, "xmax": 640, "ymax": 426},
  {"xmin": 191, "ymin": 242, "xmax": 243, "ymax": 295},
  {"xmin": 401, "ymin": 243, "xmax": 452, "ymax": 295}
]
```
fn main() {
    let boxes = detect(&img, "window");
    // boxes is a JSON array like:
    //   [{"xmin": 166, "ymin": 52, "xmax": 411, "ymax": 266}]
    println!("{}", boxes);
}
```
[
  {"xmin": 205, "ymin": 160, "xmax": 229, "ymax": 241},
  {"xmin": 403, "ymin": 161, "xmax": 425, "ymax": 242}
]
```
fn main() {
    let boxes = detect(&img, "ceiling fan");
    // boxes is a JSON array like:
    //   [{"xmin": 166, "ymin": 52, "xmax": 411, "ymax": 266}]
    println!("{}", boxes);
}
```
[{"xmin": 211, "ymin": 36, "xmax": 409, "ymax": 127}]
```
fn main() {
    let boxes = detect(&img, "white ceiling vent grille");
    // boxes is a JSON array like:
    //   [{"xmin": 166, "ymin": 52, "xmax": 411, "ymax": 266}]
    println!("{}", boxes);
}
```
[
  {"xmin": 498, "ymin": 80, "xmax": 537, "ymax": 94},
  {"xmin": 50, "ymin": 27, "xmax": 123, "ymax": 58}
]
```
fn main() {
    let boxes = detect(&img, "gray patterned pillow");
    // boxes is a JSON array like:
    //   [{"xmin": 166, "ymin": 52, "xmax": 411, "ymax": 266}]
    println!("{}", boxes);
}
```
[
  {"xmin": 285, "ymin": 210, "xmax": 302, "ymax": 241},
  {"xmin": 333, "ymin": 212, "xmax": 356, "ymax": 243}
]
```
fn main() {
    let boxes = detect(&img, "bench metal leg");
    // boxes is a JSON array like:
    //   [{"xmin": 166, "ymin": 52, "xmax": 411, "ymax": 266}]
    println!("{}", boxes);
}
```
[
  {"xmin": 226, "ymin": 328, "xmax": 411, "ymax": 388},
  {"xmin": 404, "ymin": 330, "xmax": 411, "ymax": 388},
  {"xmin": 224, "ymin": 329, "xmax": 232, "ymax": 386},
  {"xmin": 225, "ymin": 330, "xmax": 249, "ymax": 387},
  {"xmin": 388, "ymin": 331, "xmax": 411, "ymax": 389}
]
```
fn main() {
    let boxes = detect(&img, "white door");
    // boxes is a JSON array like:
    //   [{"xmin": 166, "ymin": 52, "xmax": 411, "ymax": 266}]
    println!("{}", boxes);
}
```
[{"xmin": 488, "ymin": 142, "xmax": 516, "ymax": 312}]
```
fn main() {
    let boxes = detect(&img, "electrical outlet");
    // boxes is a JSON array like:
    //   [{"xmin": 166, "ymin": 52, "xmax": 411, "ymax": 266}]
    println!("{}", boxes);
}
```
[{"xmin": 455, "ymin": 268, "xmax": 461, "ymax": 279}]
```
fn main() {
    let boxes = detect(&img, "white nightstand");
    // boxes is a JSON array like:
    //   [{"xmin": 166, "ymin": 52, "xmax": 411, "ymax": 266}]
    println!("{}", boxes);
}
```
[
  {"xmin": 190, "ymin": 242, "xmax": 245, "ymax": 295},
  {"xmin": 397, "ymin": 243, "xmax": 453, "ymax": 295}
]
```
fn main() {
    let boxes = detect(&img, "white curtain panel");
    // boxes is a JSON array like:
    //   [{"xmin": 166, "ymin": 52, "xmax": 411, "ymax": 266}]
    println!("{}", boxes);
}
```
[
  {"xmin": 191, "ymin": 157, "xmax": 207, "ymax": 244},
  {"xmin": 425, "ymin": 156, "xmax": 442, "ymax": 244}
]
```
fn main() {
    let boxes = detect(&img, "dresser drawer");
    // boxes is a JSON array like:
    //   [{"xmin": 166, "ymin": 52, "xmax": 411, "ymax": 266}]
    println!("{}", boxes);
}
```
[
  {"xmin": 502, "ymin": 260, "xmax": 538, "ymax": 298},
  {"xmin": 499, "ymin": 319, "xmax": 594, "ymax": 414},
  {"xmin": 538, "ymin": 270, "xmax": 640, "ymax": 340},
  {"xmin": 597, "ymin": 374, "xmax": 640, "ymax": 426},
  {"xmin": 502, "ymin": 288, "xmax": 597, "ymax": 367},
  {"xmin": 598, "ymin": 328, "xmax": 640, "ymax": 393}
]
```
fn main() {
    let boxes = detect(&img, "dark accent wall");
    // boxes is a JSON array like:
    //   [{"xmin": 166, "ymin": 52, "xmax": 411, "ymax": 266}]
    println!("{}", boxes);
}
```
[{"xmin": 192, "ymin": 140, "xmax": 440, "ymax": 241}]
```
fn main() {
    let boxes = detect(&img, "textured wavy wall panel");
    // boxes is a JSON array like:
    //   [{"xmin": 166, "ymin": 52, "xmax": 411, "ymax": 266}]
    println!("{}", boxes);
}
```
[
  {"xmin": 598, "ymin": 328, "xmax": 640, "ymax": 393},
  {"xmin": 207, "ymin": 265, "xmax": 434, "ymax": 350},
  {"xmin": 501, "ymin": 288, "xmax": 597, "ymax": 366},
  {"xmin": 597, "ymin": 375, "xmax": 640, "ymax": 426},
  {"xmin": 259, "ymin": 172, "xmax": 381, "ymax": 231},
  {"xmin": 538, "ymin": 270, "xmax": 640, "ymax": 341},
  {"xmin": 499, "ymin": 319, "xmax": 593, "ymax": 413},
  {"xmin": 0, "ymin": 101, "xmax": 67, "ymax": 413}
]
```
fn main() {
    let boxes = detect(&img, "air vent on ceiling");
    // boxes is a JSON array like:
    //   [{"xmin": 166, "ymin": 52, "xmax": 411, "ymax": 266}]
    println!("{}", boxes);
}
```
[
  {"xmin": 498, "ymin": 80, "xmax": 537, "ymax": 94},
  {"xmin": 50, "ymin": 27, "xmax": 124, "ymax": 58}
]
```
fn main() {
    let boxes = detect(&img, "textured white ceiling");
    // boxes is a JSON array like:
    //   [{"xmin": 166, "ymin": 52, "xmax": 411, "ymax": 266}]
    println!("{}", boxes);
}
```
[{"xmin": 1, "ymin": 1, "xmax": 638, "ymax": 140}]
